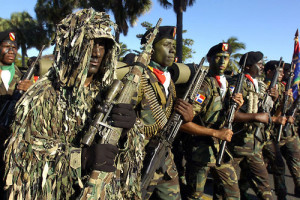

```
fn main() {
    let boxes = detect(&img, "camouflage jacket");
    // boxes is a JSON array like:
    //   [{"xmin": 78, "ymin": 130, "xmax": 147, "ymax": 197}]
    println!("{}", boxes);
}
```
[
  {"xmin": 265, "ymin": 81, "xmax": 290, "ymax": 138},
  {"xmin": 136, "ymin": 63, "xmax": 177, "ymax": 178},
  {"xmin": 0, "ymin": 64, "xmax": 22, "ymax": 107},
  {"xmin": 0, "ymin": 64, "xmax": 23, "ymax": 142},
  {"xmin": 275, "ymin": 82, "xmax": 295, "ymax": 139},
  {"xmin": 185, "ymin": 74, "xmax": 232, "ymax": 166},
  {"xmin": 229, "ymin": 74, "xmax": 265, "ymax": 156},
  {"xmin": 136, "ymin": 66, "xmax": 176, "ymax": 138}
]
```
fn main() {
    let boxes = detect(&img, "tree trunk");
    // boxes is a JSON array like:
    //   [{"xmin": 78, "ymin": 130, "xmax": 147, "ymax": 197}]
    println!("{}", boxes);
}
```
[
  {"xmin": 21, "ymin": 44, "xmax": 26, "ymax": 68},
  {"xmin": 176, "ymin": 10, "xmax": 183, "ymax": 63},
  {"xmin": 115, "ymin": 30, "xmax": 120, "ymax": 43}
]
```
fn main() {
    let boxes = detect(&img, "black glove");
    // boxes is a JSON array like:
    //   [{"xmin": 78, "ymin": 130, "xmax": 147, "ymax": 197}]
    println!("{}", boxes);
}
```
[
  {"xmin": 81, "ymin": 144, "xmax": 119, "ymax": 172},
  {"xmin": 111, "ymin": 103, "xmax": 136, "ymax": 129}
]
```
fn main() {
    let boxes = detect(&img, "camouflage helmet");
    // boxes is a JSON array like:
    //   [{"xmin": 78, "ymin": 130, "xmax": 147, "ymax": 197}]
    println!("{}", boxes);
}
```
[{"xmin": 52, "ymin": 8, "xmax": 119, "ymax": 89}]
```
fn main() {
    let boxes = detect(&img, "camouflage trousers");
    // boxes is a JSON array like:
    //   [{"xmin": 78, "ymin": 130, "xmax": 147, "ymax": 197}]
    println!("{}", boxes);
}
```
[
  {"xmin": 185, "ymin": 161, "xmax": 240, "ymax": 200},
  {"xmin": 278, "ymin": 135, "xmax": 300, "ymax": 190},
  {"xmin": 262, "ymin": 141, "xmax": 286, "ymax": 197},
  {"xmin": 144, "ymin": 148, "xmax": 181, "ymax": 200},
  {"xmin": 235, "ymin": 149, "xmax": 273, "ymax": 200}
]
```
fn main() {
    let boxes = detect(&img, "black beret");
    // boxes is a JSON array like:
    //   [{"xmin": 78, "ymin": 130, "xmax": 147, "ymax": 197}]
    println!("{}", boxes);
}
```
[
  {"xmin": 284, "ymin": 63, "xmax": 291, "ymax": 71},
  {"xmin": 239, "ymin": 51, "xmax": 263, "ymax": 66},
  {"xmin": 264, "ymin": 60, "xmax": 280, "ymax": 73},
  {"xmin": 0, "ymin": 30, "xmax": 17, "ymax": 44},
  {"xmin": 141, "ymin": 26, "xmax": 176, "ymax": 45},
  {"xmin": 206, "ymin": 43, "xmax": 232, "ymax": 57}
]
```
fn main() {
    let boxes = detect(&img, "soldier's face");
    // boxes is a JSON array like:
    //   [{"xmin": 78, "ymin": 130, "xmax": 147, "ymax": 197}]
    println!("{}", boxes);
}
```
[
  {"xmin": 152, "ymin": 38, "xmax": 176, "ymax": 67},
  {"xmin": 277, "ymin": 67, "xmax": 284, "ymax": 82},
  {"xmin": 0, "ymin": 40, "xmax": 18, "ymax": 65},
  {"xmin": 283, "ymin": 66, "xmax": 290, "ymax": 81},
  {"xmin": 249, "ymin": 60, "xmax": 264, "ymax": 77},
  {"xmin": 209, "ymin": 53, "xmax": 230, "ymax": 75},
  {"xmin": 266, "ymin": 67, "xmax": 283, "ymax": 82},
  {"xmin": 88, "ymin": 39, "xmax": 106, "ymax": 76}
]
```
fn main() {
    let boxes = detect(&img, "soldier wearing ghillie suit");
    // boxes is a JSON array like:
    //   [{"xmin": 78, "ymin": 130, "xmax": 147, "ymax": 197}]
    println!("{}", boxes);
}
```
[
  {"xmin": 0, "ymin": 30, "xmax": 33, "ymax": 199},
  {"xmin": 228, "ymin": 51, "xmax": 274, "ymax": 200},
  {"xmin": 136, "ymin": 26, "xmax": 193, "ymax": 200},
  {"xmin": 3, "ymin": 9, "xmax": 137, "ymax": 200},
  {"xmin": 180, "ymin": 43, "xmax": 243, "ymax": 200}
]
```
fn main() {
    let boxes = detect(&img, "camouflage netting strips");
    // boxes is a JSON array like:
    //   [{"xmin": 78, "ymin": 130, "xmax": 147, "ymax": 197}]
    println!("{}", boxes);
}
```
[{"xmin": 2, "ymin": 8, "xmax": 144, "ymax": 200}]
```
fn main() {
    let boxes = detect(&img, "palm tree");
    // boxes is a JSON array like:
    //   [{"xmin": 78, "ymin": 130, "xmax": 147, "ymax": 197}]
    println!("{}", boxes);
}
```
[
  {"xmin": 35, "ymin": 0, "xmax": 152, "ymax": 43},
  {"xmin": 158, "ymin": 0, "xmax": 195, "ymax": 63},
  {"xmin": 118, "ymin": 42, "xmax": 131, "ymax": 59},
  {"xmin": 0, "ymin": 12, "xmax": 49, "ymax": 67},
  {"xmin": 223, "ymin": 37, "xmax": 246, "ymax": 74},
  {"xmin": 90, "ymin": 0, "xmax": 152, "ymax": 42},
  {"xmin": 35, "ymin": 0, "xmax": 82, "ymax": 40}
]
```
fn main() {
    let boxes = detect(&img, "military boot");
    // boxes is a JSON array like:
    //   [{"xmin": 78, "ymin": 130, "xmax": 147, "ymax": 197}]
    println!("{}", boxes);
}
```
[
  {"xmin": 295, "ymin": 186, "xmax": 300, "ymax": 197},
  {"xmin": 277, "ymin": 193, "xmax": 287, "ymax": 200},
  {"xmin": 240, "ymin": 192, "xmax": 251, "ymax": 200},
  {"xmin": 276, "ymin": 189, "xmax": 287, "ymax": 200}
]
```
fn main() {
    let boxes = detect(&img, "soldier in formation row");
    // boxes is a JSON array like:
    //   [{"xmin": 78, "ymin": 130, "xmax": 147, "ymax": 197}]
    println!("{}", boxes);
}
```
[{"xmin": 0, "ymin": 8, "xmax": 299, "ymax": 200}]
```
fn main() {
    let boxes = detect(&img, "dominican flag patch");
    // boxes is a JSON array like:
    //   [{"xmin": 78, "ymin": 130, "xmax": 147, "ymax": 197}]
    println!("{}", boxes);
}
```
[
  {"xmin": 195, "ymin": 93, "xmax": 206, "ymax": 104},
  {"xmin": 229, "ymin": 86, "xmax": 235, "ymax": 93}
]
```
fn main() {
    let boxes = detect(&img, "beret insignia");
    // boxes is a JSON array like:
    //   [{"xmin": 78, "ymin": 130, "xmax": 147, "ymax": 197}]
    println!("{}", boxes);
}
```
[{"xmin": 222, "ymin": 43, "xmax": 228, "ymax": 51}]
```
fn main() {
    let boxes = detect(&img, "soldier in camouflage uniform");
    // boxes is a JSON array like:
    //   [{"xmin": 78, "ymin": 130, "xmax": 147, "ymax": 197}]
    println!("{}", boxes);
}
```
[
  {"xmin": 137, "ymin": 26, "xmax": 194, "ymax": 200},
  {"xmin": 3, "ymin": 9, "xmax": 137, "ymax": 199},
  {"xmin": 0, "ymin": 30, "xmax": 33, "ymax": 198},
  {"xmin": 269, "ymin": 62, "xmax": 300, "ymax": 198},
  {"xmin": 259, "ymin": 60, "xmax": 289, "ymax": 199},
  {"xmin": 180, "ymin": 43, "xmax": 244, "ymax": 200},
  {"xmin": 228, "ymin": 51, "xmax": 275, "ymax": 200},
  {"xmin": 0, "ymin": 30, "xmax": 33, "ymax": 103},
  {"xmin": 0, "ymin": 30, "xmax": 33, "ymax": 141}
]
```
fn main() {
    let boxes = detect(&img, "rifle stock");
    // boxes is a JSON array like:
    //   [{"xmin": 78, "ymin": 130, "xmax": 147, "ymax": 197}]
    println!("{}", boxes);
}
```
[
  {"xmin": 216, "ymin": 53, "xmax": 248, "ymax": 166},
  {"xmin": 140, "ymin": 57, "xmax": 208, "ymax": 197},
  {"xmin": 0, "ymin": 45, "xmax": 45, "ymax": 127}
]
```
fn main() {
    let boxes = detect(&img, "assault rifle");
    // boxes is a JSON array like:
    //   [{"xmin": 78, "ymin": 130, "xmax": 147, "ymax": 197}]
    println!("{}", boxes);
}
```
[
  {"xmin": 283, "ymin": 95, "xmax": 300, "ymax": 134},
  {"xmin": 140, "ymin": 57, "xmax": 208, "ymax": 198},
  {"xmin": 0, "ymin": 45, "xmax": 45, "ymax": 127},
  {"xmin": 79, "ymin": 18, "xmax": 162, "ymax": 200},
  {"xmin": 216, "ymin": 53, "xmax": 248, "ymax": 166},
  {"xmin": 276, "ymin": 62, "xmax": 294, "ymax": 142},
  {"xmin": 254, "ymin": 57, "xmax": 283, "ymax": 142}
]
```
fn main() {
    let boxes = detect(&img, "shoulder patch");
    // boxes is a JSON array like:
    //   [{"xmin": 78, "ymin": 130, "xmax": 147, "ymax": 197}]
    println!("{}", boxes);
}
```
[{"xmin": 194, "ymin": 93, "xmax": 206, "ymax": 104}]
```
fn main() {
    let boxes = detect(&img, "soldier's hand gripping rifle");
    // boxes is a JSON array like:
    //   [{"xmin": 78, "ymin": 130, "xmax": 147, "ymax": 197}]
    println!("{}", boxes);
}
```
[
  {"xmin": 216, "ymin": 53, "xmax": 248, "ymax": 166},
  {"xmin": 140, "ymin": 57, "xmax": 208, "ymax": 197},
  {"xmin": 283, "ymin": 95, "xmax": 300, "ymax": 134},
  {"xmin": 79, "ymin": 18, "xmax": 162, "ymax": 200},
  {"xmin": 0, "ymin": 45, "xmax": 45, "ymax": 127},
  {"xmin": 254, "ymin": 57, "xmax": 283, "ymax": 142},
  {"xmin": 276, "ymin": 62, "xmax": 294, "ymax": 142}
]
